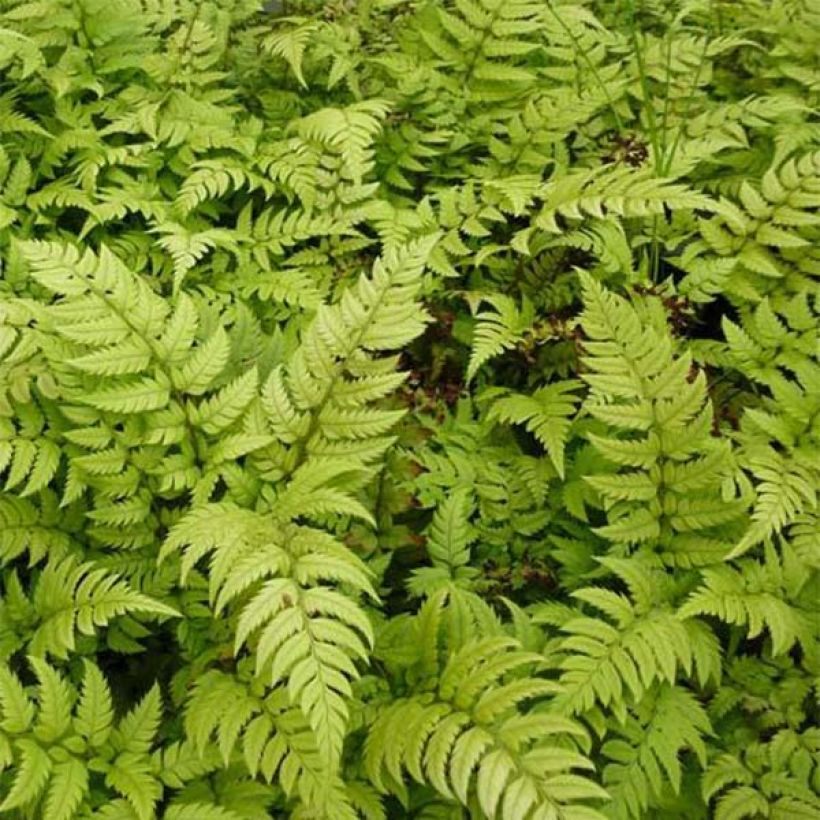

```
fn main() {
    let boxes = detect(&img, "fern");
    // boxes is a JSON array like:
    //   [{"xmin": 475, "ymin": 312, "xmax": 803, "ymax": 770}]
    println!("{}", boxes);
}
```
[
  {"xmin": 366, "ymin": 629, "xmax": 607, "ymax": 819},
  {"xmin": 550, "ymin": 557, "xmax": 720, "ymax": 717},
  {"xmin": 0, "ymin": 0, "xmax": 816, "ymax": 816},
  {"xmin": 162, "ymin": 505, "xmax": 375, "ymax": 767},
  {"xmin": 408, "ymin": 487, "xmax": 479, "ymax": 597},
  {"xmin": 601, "ymin": 684, "xmax": 711, "ymax": 819},
  {"xmin": 183, "ymin": 667, "xmax": 359, "ymax": 818},
  {"xmin": 685, "ymin": 151, "xmax": 820, "ymax": 301},
  {"xmin": 679, "ymin": 543, "xmax": 817, "ymax": 657},
  {"xmin": 578, "ymin": 273, "xmax": 746, "ymax": 553},
  {"xmin": 488, "ymin": 380, "xmax": 583, "ymax": 477},
  {"xmin": 703, "ymin": 729, "xmax": 820, "ymax": 820},
  {"xmin": 466, "ymin": 294, "xmax": 535, "ymax": 382},
  {"xmin": 1, "ymin": 554, "xmax": 177, "ymax": 660},
  {"xmin": 158, "ymin": 237, "xmax": 437, "ymax": 768},
  {"xmin": 0, "ymin": 659, "xmax": 161, "ymax": 819},
  {"xmin": 718, "ymin": 294, "xmax": 819, "ymax": 558}
]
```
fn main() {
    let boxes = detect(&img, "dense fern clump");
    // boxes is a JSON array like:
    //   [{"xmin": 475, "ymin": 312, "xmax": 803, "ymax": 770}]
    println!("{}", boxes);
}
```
[{"xmin": 0, "ymin": 0, "xmax": 818, "ymax": 818}]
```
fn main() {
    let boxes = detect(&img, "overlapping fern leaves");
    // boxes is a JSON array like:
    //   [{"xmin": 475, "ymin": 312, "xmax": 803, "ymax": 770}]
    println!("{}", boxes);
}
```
[{"xmin": 0, "ymin": 0, "xmax": 818, "ymax": 818}]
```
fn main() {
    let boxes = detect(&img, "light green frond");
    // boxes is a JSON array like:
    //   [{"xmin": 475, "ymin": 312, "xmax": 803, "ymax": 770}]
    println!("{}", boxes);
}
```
[
  {"xmin": 366, "ymin": 635, "xmax": 605, "ymax": 819},
  {"xmin": 75, "ymin": 661, "xmax": 114, "ymax": 748},
  {"xmin": 466, "ymin": 294, "xmax": 534, "ymax": 382},
  {"xmin": 602, "ymin": 684, "xmax": 711, "ymax": 819},
  {"xmin": 489, "ymin": 380, "xmax": 582, "ymax": 476}
]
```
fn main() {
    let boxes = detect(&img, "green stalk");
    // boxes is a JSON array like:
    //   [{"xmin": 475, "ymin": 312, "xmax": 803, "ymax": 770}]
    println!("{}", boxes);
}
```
[
  {"xmin": 651, "ymin": 29, "xmax": 675, "ymax": 280},
  {"xmin": 623, "ymin": 0, "xmax": 664, "ymax": 282},
  {"xmin": 545, "ymin": 2, "xmax": 625, "ymax": 135},
  {"xmin": 662, "ymin": 5, "xmax": 713, "ymax": 177},
  {"xmin": 624, "ymin": 0, "xmax": 662, "ymax": 172},
  {"xmin": 659, "ymin": 31, "xmax": 674, "ymax": 165}
]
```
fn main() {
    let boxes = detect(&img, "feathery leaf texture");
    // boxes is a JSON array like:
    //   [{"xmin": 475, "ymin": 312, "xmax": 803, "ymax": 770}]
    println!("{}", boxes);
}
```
[{"xmin": 0, "ymin": 0, "xmax": 816, "ymax": 816}]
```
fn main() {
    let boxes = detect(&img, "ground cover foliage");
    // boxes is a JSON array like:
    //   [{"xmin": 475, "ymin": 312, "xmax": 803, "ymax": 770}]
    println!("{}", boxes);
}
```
[{"xmin": 0, "ymin": 0, "xmax": 818, "ymax": 817}]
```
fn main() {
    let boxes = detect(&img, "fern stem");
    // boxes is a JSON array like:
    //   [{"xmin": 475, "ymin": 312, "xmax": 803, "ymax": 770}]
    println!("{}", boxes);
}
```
[
  {"xmin": 624, "ymin": 0, "xmax": 662, "ymax": 172},
  {"xmin": 658, "ymin": 30, "xmax": 674, "ymax": 164},
  {"xmin": 662, "ymin": 6, "xmax": 713, "ymax": 177},
  {"xmin": 181, "ymin": 0, "xmax": 205, "ymax": 54},
  {"xmin": 545, "ymin": 2, "xmax": 625, "ymax": 135},
  {"xmin": 624, "ymin": 2, "xmax": 665, "ymax": 279}
]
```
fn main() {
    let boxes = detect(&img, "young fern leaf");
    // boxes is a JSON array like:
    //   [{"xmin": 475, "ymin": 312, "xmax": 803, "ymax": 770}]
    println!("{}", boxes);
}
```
[
  {"xmin": 488, "ymin": 380, "xmax": 583, "ymax": 477},
  {"xmin": 466, "ymin": 294, "xmax": 535, "ymax": 382},
  {"xmin": 408, "ymin": 487, "xmax": 479, "ymax": 597}
]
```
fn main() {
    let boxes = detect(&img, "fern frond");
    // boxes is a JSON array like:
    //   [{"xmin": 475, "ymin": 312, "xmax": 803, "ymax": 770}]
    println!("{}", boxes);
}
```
[
  {"xmin": 489, "ymin": 380, "xmax": 582, "ymax": 477},
  {"xmin": 466, "ymin": 294, "xmax": 535, "ymax": 382},
  {"xmin": 162, "ymin": 504, "xmax": 375, "ymax": 766},
  {"xmin": 15, "ymin": 555, "xmax": 178, "ymax": 658},
  {"xmin": 602, "ymin": 684, "xmax": 711, "ymax": 819},
  {"xmin": 183, "ymin": 670, "xmax": 359, "ymax": 818},
  {"xmin": 366, "ymin": 637, "xmax": 606, "ymax": 819},
  {"xmin": 408, "ymin": 487, "xmax": 479, "ymax": 597},
  {"xmin": 729, "ymin": 448, "xmax": 817, "ymax": 559},
  {"xmin": 578, "ymin": 274, "xmax": 745, "ymax": 552},
  {"xmin": 534, "ymin": 165, "xmax": 716, "ymax": 234},
  {"xmin": 679, "ymin": 544, "xmax": 816, "ymax": 656}
]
